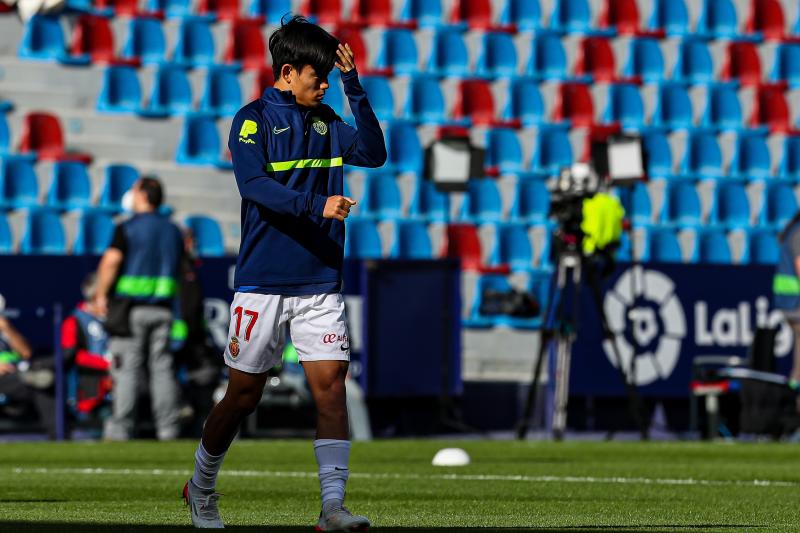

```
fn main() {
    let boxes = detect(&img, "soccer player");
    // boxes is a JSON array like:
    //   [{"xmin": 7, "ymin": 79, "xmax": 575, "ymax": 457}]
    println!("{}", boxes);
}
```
[{"xmin": 183, "ymin": 15, "xmax": 386, "ymax": 531}]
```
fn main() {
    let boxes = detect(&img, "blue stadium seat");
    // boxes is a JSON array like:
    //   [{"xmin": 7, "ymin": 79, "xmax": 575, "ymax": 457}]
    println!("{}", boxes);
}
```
[
  {"xmin": 403, "ymin": 76, "xmax": 445, "ymax": 124},
  {"xmin": 172, "ymin": 16, "xmax": 215, "ymax": 67},
  {"xmin": 20, "ymin": 208, "xmax": 66, "ymax": 255},
  {"xmin": 622, "ymin": 38, "xmax": 664, "ymax": 83},
  {"xmin": 646, "ymin": 228, "xmax": 683, "ymax": 262},
  {"xmin": 200, "ymin": 65, "xmax": 242, "ymax": 117},
  {"xmin": 491, "ymin": 222, "xmax": 533, "ymax": 271},
  {"xmin": 176, "ymin": 115, "xmax": 221, "ymax": 165},
  {"xmin": 0, "ymin": 214, "xmax": 11, "ymax": 253},
  {"xmin": 374, "ymin": 29, "xmax": 418, "ymax": 75},
  {"xmin": 73, "ymin": 210, "xmax": 114, "ymax": 255},
  {"xmin": 550, "ymin": 0, "xmax": 592, "ymax": 34},
  {"xmin": 647, "ymin": 0, "xmax": 689, "ymax": 35},
  {"xmin": 248, "ymin": 0, "xmax": 291, "ymax": 22},
  {"xmin": 615, "ymin": 230, "xmax": 632, "ymax": 261},
  {"xmin": 673, "ymin": 39, "xmax": 714, "ymax": 84},
  {"xmin": 143, "ymin": 65, "xmax": 193, "ymax": 117},
  {"xmin": 148, "ymin": 0, "xmax": 192, "ymax": 18},
  {"xmin": 535, "ymin": 225, "xmax": 553, "ymax": 269},
  {"xmin": 47, "ymin": 162, "xmax": 91, "ymax": 211},
  {"xmin": 387, "ymin": 121, "xmax": 423, "ymax": 174},
  {"xmin": 761, "ymin": 182, "xmax": 798, "ymax": 228},
  {"xmin": 729, "ymin": 133, "xmax": 771, "ymax": 180},
  {"xmin": 0, "ymin": 112, "xmax": 9, "ymax": 154},
  {"xmin": 617, "ymin": 182, "xmax": 652, "ymax": 225},
  {"xmin": 743, "ymin": 229, "xmax": 779, "ymax": 265},
  {"xmin": 653, "ymin": 83, "xmax": 693, "ymax": 130},
  {"xmin": 18, "ymin": 16, "xmax": 66, "ymax": 61},
  {"xmin": 121, "ymin": 17, "xmax": 166, "ymax": 65},
  {"xmin": 185, "ymin": 215, "xmax": 224, "ymax": 257},
  {"xmin": 361, "ymin": 173, "xmax": 403, "ymax": 220},
  {"xmin": 428, "ymin": 29, "xmax": 469, "ymax": 77},
  {"xmin": 486, "ymin": 129, "xmax": 524, "ymax": 174},
  {"xmin": 0, "ymin": 155, "xmax": 39, "ymax": 210},
  {"xmin": 695, "ymin": 230, "xmax": 732, "ymax": 264},
  {"xmin": 510, "ymin": 178, "xmax": 549, "ymax": 223},
  {"xmin": 322, "ymin": 69, "xmax": 345, "ymax": 117},
  {"xmin": 409, "ymin": 177, "xmax": 449, "ymax": 222},
  {"xmin": 360, "ymin": 76, "xmax": 394, "ymax": 122},
  {"xmin": 399, "ymin": 0, "xmax": 443, "ymax": 27},
  {"xmin": 696, "ymin": 0, "xmax": 738, "ymax": 38},
  {"xmin": 97, "ymin": 66, "xmax": 142, "ymax": 114},
  {"xmin": 778, "ymin": 135, "xmax": 800, "ymax": 180},
  {"xmin": 391, "ymin": 219, "xmax": 433, "ymax": 259},
  {"xmin": 642, "ymin": 131, "xmax": 672, "ymax": 177},
  {"xmin": 662, "ymin": 181, "xmax": 701, "ymax": 226},
  {"xmin": 503, "ymin": 79, "xmax": 544, "ymax": 126},
  {"xmin": 713, "ymin": 182, "xmax": 750, "ymax": 228},
  {"xmin": 99, "ymin": 164, "xmax": 139, "ymax": 211},
  {"xmin": 531, "ymin": 126, "xmax": 572, "ymax": 174},
  {"xmin": 604, "ymin": 83, "xmax": 645, "ymax": 129},
  {"xmin": 701, "ymin": 83, "xmax": 742, "ymax": 131},
  {"xmin": 476, "ymin": 32, "xmax": 518, "ymax": 79},
  {"xmin": 460, "ymin": 178, "xmax": 503, "ymax": 223},
  {"xmin": 498, "ymin": 0, "xmax": 541, "ymax": 31},
  {"xmin": 771, "ymin": 43, "xmax": 800, "ymax": 87},
  {"xmin": 344, "ymin": 217, "xmax": 382, "ymax": 259},
  {"xmin": 681, "ymin": 132, "xmax": 723, "ymax": 178},
  {"xmin": 526, "ymin": 33, "xmax": 567, "ymax": 80}
]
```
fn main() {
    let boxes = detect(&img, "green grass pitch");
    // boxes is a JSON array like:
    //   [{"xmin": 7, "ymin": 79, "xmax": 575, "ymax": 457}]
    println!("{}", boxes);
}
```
[{"xmin": 0, "ymin": 439, "xmax": 799, "ymax": 532}]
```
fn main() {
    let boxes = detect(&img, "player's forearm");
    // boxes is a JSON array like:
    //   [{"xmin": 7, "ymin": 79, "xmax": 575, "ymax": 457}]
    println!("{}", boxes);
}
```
[
  {"xmin": 96, "ymin": 250, "xmax": 122, "ymax": 299},
  {"xmin": 341, "ymin": 70, "xmax": 387, "ymax": 168},
  {"xmin": 237, "ymin": 175, "xmax": 328, "ymax": 217}
]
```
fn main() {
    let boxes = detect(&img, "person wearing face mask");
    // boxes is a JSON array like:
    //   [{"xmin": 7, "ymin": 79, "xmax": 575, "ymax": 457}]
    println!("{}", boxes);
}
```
[{"xmin": 93, "ymin": 177, "xmax": 184, "ymax": 441}]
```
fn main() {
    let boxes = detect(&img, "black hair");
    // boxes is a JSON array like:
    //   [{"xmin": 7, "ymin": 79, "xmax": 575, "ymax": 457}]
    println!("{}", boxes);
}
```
[
  {"xmin": 139, "ymin": 176, "xmax": 163, "ymax": 208},
  {"xmin": 269, "ymin": 15, "xmax": 339, "ymax": 81}
]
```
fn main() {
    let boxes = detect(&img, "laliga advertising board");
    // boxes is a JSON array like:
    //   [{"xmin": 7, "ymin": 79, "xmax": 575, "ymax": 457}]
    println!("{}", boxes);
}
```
[{"xmin": 570, "ymin": 263, "xmax": 793, "ymax": 396}]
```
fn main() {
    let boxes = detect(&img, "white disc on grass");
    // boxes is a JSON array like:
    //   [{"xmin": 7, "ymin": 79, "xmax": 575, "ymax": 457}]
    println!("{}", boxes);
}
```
[{"xmin": 432, "ymin": 448, "xmax": 470, "ymax": 466}]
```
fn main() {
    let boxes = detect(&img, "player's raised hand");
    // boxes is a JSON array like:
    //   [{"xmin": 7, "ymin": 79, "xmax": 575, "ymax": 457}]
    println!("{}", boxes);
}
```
[
  {"xmin": 335, "ymin": 43, "xmax": 356, "ymax": 73},
  {"xmin": 323, "ymin": 195, "xmax": 357, "ymax": 221}
]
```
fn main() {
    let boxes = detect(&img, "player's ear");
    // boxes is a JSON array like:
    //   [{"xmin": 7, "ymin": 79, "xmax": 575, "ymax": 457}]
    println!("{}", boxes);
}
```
[{"xmin": 280, "ymin": 64, "xmax": 294, "ymax": 84}]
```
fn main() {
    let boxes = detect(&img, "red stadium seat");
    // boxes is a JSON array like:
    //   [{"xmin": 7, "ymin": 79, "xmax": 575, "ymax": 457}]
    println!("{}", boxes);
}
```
[
  {"xmin": 750, "ymin": 84, "xmax": 792, "ymax": 133},
  {"xmin": 600, "ymin": 0, "xmax": 639, "ymax": 33},
  {"xmin": 250, "ymin": 66, "xmax": 274, "ymax": 101},
  {"xmin": 453, "ymin": 80, "xmax": 519, "ymax": 127},
  {"xmin": 334, "ymin": 26, "xmax": 390, "ymax": 76},
  {"xmin": 575, "ymin": 37, "xmax": 616, "ymax": 81},
  {"xmin": 450, "ymin": 0, "xmax": 492, "ymax": 30},
  {"xmin": 443, "ymin": 224, "xmax": 483, "ymax": 271},
  {"xmin": 553, "ymin": 83, "xmax": 595, "ymax": 127},
  {"xmin": 721, "ymin": 42, "xmax": 762, "ymax": 86},
  {"xmin": 223, "ymin": 20, "xmax": 266, "ymax": 70},
  {"xmin": 198, "ymin": 0, "xmax": 241, "ymax": 20},
  {"xmin": 302, "ymin": 0, "xmax": 341, "ymax": 25},
  {"xmin": 352, "ymin": 0, "xmax": 393, "ymax": 26},
  {"xmin": 94, "ymin": 0, "xmax": 157, "ymax": 17},
  {"xmin": 68, "ymin": 15, "xmax": 140, "ymax": 66},
  {"xmin": 746, "ymin": 0, "xmax": 785, "ymax": 40},
  {"xmin": 19, "ymin": 112, "xmax": 92, "ymax": 163}
]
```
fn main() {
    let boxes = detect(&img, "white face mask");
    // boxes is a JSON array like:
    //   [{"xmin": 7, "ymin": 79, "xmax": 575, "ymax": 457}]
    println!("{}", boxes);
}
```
[{"xmin": 121, "ymin": 190, "xmax": 134, "ymax": 213}]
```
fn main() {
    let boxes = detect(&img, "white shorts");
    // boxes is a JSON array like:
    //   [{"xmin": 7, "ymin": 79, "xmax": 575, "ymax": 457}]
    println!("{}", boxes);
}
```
[{"xmin": 223, "ymin": 292, "xmax": 350, "ymax": 374}]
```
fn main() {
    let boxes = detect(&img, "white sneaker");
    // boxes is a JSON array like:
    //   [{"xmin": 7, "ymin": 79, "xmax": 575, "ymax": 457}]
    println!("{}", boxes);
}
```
[
  {"xmin": 315, "ymin": 501, "xmax": 370, "ymax": 532},
  {"xmin": 183, "ymin": 479, "xmax": 224, "ymax": 529}
]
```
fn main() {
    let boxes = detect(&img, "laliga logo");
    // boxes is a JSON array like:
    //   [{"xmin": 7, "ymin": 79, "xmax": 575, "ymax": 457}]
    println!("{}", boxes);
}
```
[{"xmin": 603, "ymin": 266, "xmax": 686, "ymax": 386}]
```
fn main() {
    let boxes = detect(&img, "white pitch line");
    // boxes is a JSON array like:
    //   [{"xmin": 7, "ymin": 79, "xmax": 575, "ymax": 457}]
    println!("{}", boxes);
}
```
[{"xmin": 7, "ymin": 467, "xmax": 800, "ymax": 489}]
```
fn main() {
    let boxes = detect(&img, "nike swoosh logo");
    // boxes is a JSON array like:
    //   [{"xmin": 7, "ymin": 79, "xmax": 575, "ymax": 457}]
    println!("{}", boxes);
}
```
[
  {"xmin": 272, "ymin": 126, "xmax": 290, "ymax": 134},
  {"xmin": 340, "ymin": 344, "xmax": 349, "ymax": 351}
]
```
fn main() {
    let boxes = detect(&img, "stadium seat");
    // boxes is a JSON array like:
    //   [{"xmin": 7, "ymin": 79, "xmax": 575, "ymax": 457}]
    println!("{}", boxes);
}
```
[
  {"xmin": 486, "ymin": 128, "xmax": 524, "ymax": 175},
  {"xmin": 761, "ymin": 182, "xmax": 798, "ymax": 228},
  {"xmin": 0, "ymin": 155, "xmax": 39, "ymax": 210},
  {"xmin": 175, "ymin": 114, "xmax": 221, "ymax": 166},
  {"xmin": 404, "ymin": 77, "xmax": 446, "ymax": 124},
  {"xmin": 391, "ymin": 219, "xmax": 433, "ymax": 259},
  {"xmin": 713, "ymin": 182, "xmax": 750, "ymax": 228},
  {"xmin": 498, "ymin": 0, "xmax": 541, "ymax": 31},
  {"xmin": 575, "ymin": 37, "xmax": 616, "ymax": 82},
  {"xmin": 553, "ymin": 83, "xmax": 595, "ymax": 127},
  {"xmin": 750, "ymin": 84, "xmax": 790, "ymax": 133},
  {"xmin": 444, "ymin": 223, "xmax": 482, "ymax": 270},
  {"xmin": 646, "ymin": 228, "xmax": 683, "ymax": 262},
  {"xmin": 47, "ymin": 162, "xmax": 91, "ymax": 211},
  {"xmin": 550, "ymin": 0, "xmax": 594, "ymax": 34},
  {"xmin": 491, "ymin": 222, "xmax": 533, "ymax": 271},
  {"xmin": 172, "ymin": 16, "xmax": 215, "ymax": 67},
  {"xmin": 19, "ymin": 112, "xmax": 88, "ymax": 162},
  {"xmin": 662, "ymin": 181, "xmax": 701, "ymax": 226},
  {"xmin": 0, "ymin": 111, "xmax": 10, "ymax": 154},
  {"xmin": 681, "ymin": 132, "xmax": 723, "ymax": 178},
  {"xmin": 0, "ymin": 214, "xmax": 11, "ymax": 253},
  {"xmin": 361, "ymin": 173, "xmax": 403, "ymax": 220},
  {"xmin": 460, "ymin": 179, "xmax": 503, "ymax": 224},
  {"xmin": 73, "ymin": 210, "xmax": 114, "ymax": 255},
  {"xmin": 476, "ymin": 32, "xmax": 518, "ymax": 79},
  {"xmin": 502, "ymin": 79, "xmax": 544, "ymax": 127},
  {"xmin": 743, "ymin": 229, "xmax": 779, "ymax": 264},
  {"xmin": 248, "ymin": 0, "xmax": 291, "ymax": 22},
  {"xmin": 99, "ymin": 164, "xmax": 139, "ymax": 211},
  {"xmin": 409, "ymin": 176, "xmax": 449, "ymax": 221},
  {"xmin": 94, "ymin": 0, "xmax": 139, "ymax": 16},
  {"xmin": 696, "ymin": 0, "xmax": 739, "ymax": 38},
  {"xmin": 747, "ymin": 0, "xmax": 784, "ymax": 39},
  {"xmin": 387, "ymin": 121, "xmax": 423, "ymax": 174},
  {"xmin": 143, "ymin": 65, "xmax": 193, "ymax": 117},
  {"xmin": 185, "ymin": 215, "xmax": 224, "ymax": 256},
  {"xmin": 777, "ymin": 135, "xmax": 800, "ymax": 180},
  {"xmin": 201, "ymin": 66, "xmax": 241, "ymax": 117},
  {"xmin": 67, "ymin": 15, "xmax": 119, "ymax": 65},
  {"xmin": 198, "ymin": 0, "xmax": 240, "ymax": 20},
  {"xmin": 617, "ymin": 182, "xmax": 652, "ymax": 225},
  {"xmin": 647, "ymin": 0, "xmax": 689, "ymax": 35},
  {"xmin": 701, "ymin": 83, "xmax": 743, "ymax": 131},
  {"xmin": 97, "ymin": 66, "xmax": 142, "ymax": 113},
  {"xmin": 374, "ymin": 29, "xmax": 418, "ymax": 75},
  {"xmin": 653, "ymin": 83, "xmax": 693, "ymax": 130},
  {"xmin": 695, "ymin": 230, "xmax": 732, "ymax": 264},
  {"xmin": 527, "ymin": 33, "xmax": 567, "ymax": 80},
  {"xmin": 250, "ymin": 67, "xmax": 275, "ymax": 101},
  {"xmin": 399, "ymin": 0, "xmax": 443, "ymax": 27},
  {"xmin": 19, "ymin": 208, "xmax": 66, "ymax": 255},
  {"xmin": 600, "ymin": 0, "xmax": 643, "ymax": 34},
  {"xmin": 121, "ymin": 17, "xmax": 166, "ymax": 65},
  {"xmin": 531, "ymin": 126, "xmax": 572, "ymax": 174},
  {"xmin": 451, "ymin": 0, "xmax": 495, "ymax": 30},
  {"xmin": 302, "ymin": 0, "xmax": 341, "ymax": 25},
  {"xmin": 642, "ymin": 131, "xmax": 673, "ymax": 177},
  {"xmin": 771, "ymin": 43, "xmax": 800, "ymax": 87},
  {"xmin": 510, "ymin": 178, "xmax": 549, "ymax": 223},
  {"xmin": 721, "ymin": 42, "xmax": 761, "ymax": 86},
  {"xmin": 359, "ymin": 76, "xmax": 394, "ymax": 121},
  {"xmin": 622, "ymin": 37, "xmax": 664, "ymax": 82},
  {"xmin": 224, "ymin": 20, "xmax": 267, "ymax": 70},
  {"xmin": 603, "ymin": 83, "xmax": 644, "ymax": 129},
  {"xmin": 19, "ymin": 15, "xmax": 66, "ymax": 61},
  {"xmin": 428, "ymin": 29, "xmax": 470, "ymax": 77},
  {"xmin": 352, "ymin": 0, "xmax": 394, "ymax": 26},
  {"xmin": 729, "ymin": 133, "xmax": 771, "ymax": 180},
  {"xmin": 453, "ymin": 80, "xmax": 500, "ymax": 126},
  {"xmin": 673, "ymin": 39, "xmax": 714, "ymax": 85},
  {"xmin": 345, "ymin": 217, "xmax": 382, "ymax": 259}
]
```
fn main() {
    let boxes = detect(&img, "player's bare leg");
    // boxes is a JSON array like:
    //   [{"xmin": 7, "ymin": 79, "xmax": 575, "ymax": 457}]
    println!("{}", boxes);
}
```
[{"xmin": 304, "ymin": 361, "xmax": 370, "ymax": 532}]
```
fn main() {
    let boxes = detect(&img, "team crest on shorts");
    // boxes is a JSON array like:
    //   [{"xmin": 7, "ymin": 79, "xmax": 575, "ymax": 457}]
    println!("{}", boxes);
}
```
[
  {"xmin": 312, "ymin": 119, "xmax": 328, "ymax": 136},
  {"xmin": 229, "ymin": 336, "xmax": 240, "ymax": 358}
]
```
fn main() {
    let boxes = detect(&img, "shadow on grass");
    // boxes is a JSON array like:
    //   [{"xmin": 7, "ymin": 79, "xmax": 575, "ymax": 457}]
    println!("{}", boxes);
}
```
[{"xmin": 0, "ymin": 523, "xmax": 766, "ymax": 533}]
